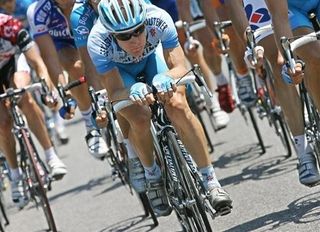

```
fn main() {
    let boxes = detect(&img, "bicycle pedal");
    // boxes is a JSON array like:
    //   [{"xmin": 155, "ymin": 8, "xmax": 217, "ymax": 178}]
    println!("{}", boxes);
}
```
[{"xmin": 213, "ymin": 205, "xmax": 232, "ymax": 217}]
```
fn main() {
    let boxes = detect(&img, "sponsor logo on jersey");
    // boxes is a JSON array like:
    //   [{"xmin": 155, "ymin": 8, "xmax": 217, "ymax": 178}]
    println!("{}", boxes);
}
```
[
  {"xmin": 145, "ymin": 17, "xmax": 168, "ymax": 32},
  {"xmin": 75, "ymin": 25, "xmax": 89, "ymax": 35},
  {"xmin": 245, "ymin": 4, "xmax": 270, "ymax": 30}
]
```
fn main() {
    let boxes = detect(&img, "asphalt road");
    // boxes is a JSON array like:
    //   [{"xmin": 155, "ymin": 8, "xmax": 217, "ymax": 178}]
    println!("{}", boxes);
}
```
[{"xmin": 2, "ymin": 107, "xmax": 320, "ymax": 232}]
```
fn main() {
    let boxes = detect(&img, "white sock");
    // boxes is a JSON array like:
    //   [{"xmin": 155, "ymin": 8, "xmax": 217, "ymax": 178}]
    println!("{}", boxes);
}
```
[
  {"xmin": 10, "ymin": 167, "xmax": 22, "ymax": 181},
  {"xmin": 199, "ymin": 165, "xmax": 221, "ymax": 191},
  {"xmin": 53, "ymin": 110, "xmax": 65, "ymax": 131},
  {"xmin": 81, "ymin": 107, "xmax": 95, "ymax": 132},
  {"xmin": 215, "ymin": 73, "xmax": 229, "ymax": 86},
  {"xmin": 44, "ymin": 147, "xmax": 58, "ymax": 162},
  {"xmin": 294, "ymin": 134, "xmax": 312, "ymax": 159},
  {"xmin": 124, "ymin": 139, "xmax": 138, "ymax": 159},
  {"xmin": 236, "ymin": 72, "xmax": 249, "ymax": 79},
  {"xmin": 144, "ymin": 161, "xmax": 161, "ymax": 180}
]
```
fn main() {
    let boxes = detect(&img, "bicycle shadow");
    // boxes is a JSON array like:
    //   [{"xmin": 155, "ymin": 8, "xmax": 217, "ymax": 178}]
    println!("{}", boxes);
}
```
[
  {"xmin": 224, "ymin": 191, "xmax": 320, "ymax": 232},
  {"xmin": 97, "ymin": 180, "xmax": 128, "ymax": 196},
  {"xmin": 48, "ymin": 175, "xmax": 110, "ymax": 202},
  {"xmin": 213, "ymin": 143, "xmax": 266, "ymax": 169},
  {"xmin": 98, "ymin": 215, "xmax": 157, "ymax": 232},
  {"xmin": 219, "ymin": 155, "xmax": 297, "ymax": 187}
]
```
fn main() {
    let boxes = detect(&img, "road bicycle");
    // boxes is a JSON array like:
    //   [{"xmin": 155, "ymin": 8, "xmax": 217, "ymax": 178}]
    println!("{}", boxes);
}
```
[
  {"xmin": 0, "ymin": 82, "xmax": 57, "ymax": 231},
  {"xmin": 88, "ymin": 87, "xmax": 158, "ymax": 226},
  {"xmin": 213, "ymin": 20, "xmax": 266, "ymax": 154},
  {"xmin": 245, "ymin": 26, "xmax": 292, "ymax": 158},
  {"xmin": 113, "ymin": 66, "xmax": 231, "ymax": 231}
]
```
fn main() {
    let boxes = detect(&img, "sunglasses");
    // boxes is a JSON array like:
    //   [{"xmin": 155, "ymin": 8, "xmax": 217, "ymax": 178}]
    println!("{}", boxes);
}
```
[{"xmin": 113, "ymin": 24, "xmax": 146, "ymax": 41}]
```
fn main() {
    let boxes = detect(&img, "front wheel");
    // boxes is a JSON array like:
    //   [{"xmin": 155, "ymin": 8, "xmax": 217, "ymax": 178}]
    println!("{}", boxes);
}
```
[
  {"xmin": 166, "ymin": 131, "xmax": 212, "ymax": 232},
  {"xmin": 21, "ymin": 130, "xmax": 57, "ymax": 232}
]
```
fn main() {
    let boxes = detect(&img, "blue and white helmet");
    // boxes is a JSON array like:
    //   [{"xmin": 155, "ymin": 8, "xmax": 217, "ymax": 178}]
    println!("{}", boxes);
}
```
[{"xmin": 98, "ymin": 0, "xmax": 147, "ymax": 33}]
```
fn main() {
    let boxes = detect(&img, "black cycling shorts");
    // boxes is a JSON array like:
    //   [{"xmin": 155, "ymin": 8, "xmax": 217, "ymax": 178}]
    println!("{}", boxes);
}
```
[{"xmin": 0, "ymin": 57, "xmax": 16, "ymax": 94}]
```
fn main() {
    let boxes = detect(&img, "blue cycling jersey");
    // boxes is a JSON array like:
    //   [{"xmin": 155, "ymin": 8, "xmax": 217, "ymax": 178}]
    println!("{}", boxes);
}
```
[
  {"xmin": 71, "ymin": 1, "xmax": 97, "ymax": 48},
  {"xmin": 27, "ymin": 0, "xmax": 75, "ymax": 50},
  {"xmin": 287, "ymin": 0, "xmax": 320, "ymax": 30}
]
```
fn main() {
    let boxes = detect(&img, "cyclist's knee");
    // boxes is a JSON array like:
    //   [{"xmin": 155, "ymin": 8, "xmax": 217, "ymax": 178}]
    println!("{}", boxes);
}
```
[
  {"xmin": 19, "ymin": 94, "xmax": 39, "ymax": 113},
  {"xmin": 125, "ymin": 107, "xmax": 151, "ymax": 131},
  {"xmin": 166, "ymin": 97, "xmax": 189, "ymax": 121}
]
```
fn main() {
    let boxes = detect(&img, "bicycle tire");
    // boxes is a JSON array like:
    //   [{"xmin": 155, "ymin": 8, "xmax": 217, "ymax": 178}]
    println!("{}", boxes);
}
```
[
  {"xmin": 106, "ymin": 124, "xmax": 159, "ymax": 226},
  {"xmin": 273, "ymin": 115, "xmax": 292, "ymax": 158},
  {"xmin": 21, "ymin": 129, "xmax": 57, "ymax": 232},
  {"xmin": 187, "ymin": 93, "xmax": 215, "ymax": 153},
  {"xmin": 0, "ymin": 191, "xmax": 8, "ymax": 227},
  {"xmin": 165, "ymin": 131, "xmax": 212, "ymax": 232},
  {"xmin": 263, "ymin": 60, "xmax": 292, "ymax": 157},
  {"xmin": 305, "ymin": 93, "xmax": 320, "ymax": 167},
  {"xmin": 247, "ymin": 107, "xmax": 266, "ymax": 154},
  {"xmin": 138, "ymin": 192, "xmax": 159, "ymax": 226}
]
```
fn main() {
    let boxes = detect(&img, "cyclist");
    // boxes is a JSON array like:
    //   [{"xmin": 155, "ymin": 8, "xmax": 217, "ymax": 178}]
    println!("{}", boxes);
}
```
[
  {"xmin": 0, "ymin": 0, "xmax": 70, "ymax": 145},
  {"xmin": 200, "ymin": 0, "xmax": 257, "ymax": 108},
  {"xmin": 175, "ymin": 0, "xmax": 231, "ymax": 128},
  {"xmin": 0, "ymin": 13, "xmax": 67, "ymax": 208},
  {"xmin": 224, "ymin": 0, "xmax": 320, "ymax": 187},
  {"xmin": 70, "ymin": 0, "xmax": 146, "ymax": 193},
  {"xmin": 88, "ymin": 0, "xmax": 232, "ymax": 216},
  {"xmin": 176, "ymin": 0, "xmax": 235, "ymax": 114},
  {"xmin": 262, "ymin": 0, "xmax": 320, "ymax": 185},
  {"xmin": 27, "ymin": 0, "xmax": 109, "ymax": 159},
  {"xmin": 153, "ymin": 0, "xmax": 231, "ymax": 128}
]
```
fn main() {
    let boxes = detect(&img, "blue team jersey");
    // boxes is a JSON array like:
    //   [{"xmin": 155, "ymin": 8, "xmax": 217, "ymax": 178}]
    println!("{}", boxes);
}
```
[
  {"xmin": 288, "ymin": 0, "xmax": 319, "ymax": 10},
  {"xmin": 87, "ymin": 3, "xmax": 179, "ymax": 74},
  {"xmin": 27, "ymin": 0, "xmax": 74, "ymax": 46},
  {"xmin": 70, "ymin": 0, "xmax": 97, "ymax": 48}
]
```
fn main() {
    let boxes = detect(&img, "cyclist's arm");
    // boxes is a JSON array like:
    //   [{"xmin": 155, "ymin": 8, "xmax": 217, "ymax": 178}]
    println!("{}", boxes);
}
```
[
  {"xmin": 163, "ymin": 45, "xmax": 188, "ymax": 79},
  {"xmin": 77, "ymin": 46, "xmax": 103, "ymax": 89},
  {"xmin": 24, "ymin": 44, "xmax": 55, "ymax": 92},
  {"xmin": 34, "ymin": 34, "xmax": 67, "ymax": 87},
  {"xmin": 100, "ymin": 68, "xmax": 129, "ymax": 101},
  {"xmin": 265, "ymin": 0, "xmax": 293, "ymax": 53}
]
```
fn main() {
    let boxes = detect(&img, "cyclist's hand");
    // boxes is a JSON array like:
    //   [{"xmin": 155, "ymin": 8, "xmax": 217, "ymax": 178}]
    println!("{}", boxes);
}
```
[
  {"xmin": 281, "ymin": 61, "xmax": 304, "ymax": 85},
  {"xmin": 41, "ymin": 91, "xmax": 58, "ymax": 109},
  {"xmin": 212, "ymin": 33, "xmax": 230, "ymax": 54},
  {"xmin": 129, "ymin": 82, "xmax": 154, "ymax": 106},
  {"xmin": 93, "ymin": 109, "xmax": 108, "ymax": 128},
  {"xmin": 184, "ymin": 37, "xmax": 202, "ymax": 55},
  {"xmin": 244, "ymin": 46, "xmax": 264, "ymax": 69},
  {"xmin": 59, "ymin": 96, "xmax": 77, "ymax": 119},
  {"xmin": 152, "ymin": 73, "xmax": 176, "ymax": 104}
]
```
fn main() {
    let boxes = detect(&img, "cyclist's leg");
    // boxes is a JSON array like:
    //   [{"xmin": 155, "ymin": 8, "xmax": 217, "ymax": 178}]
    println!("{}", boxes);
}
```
[
  {"xmin": 101, "ymin": 66, "xmax": 171, "ymax": 216},
  {"xmin": 217, "ymin": 4, "xmax": 257, "ymax": 106},
  {"xmin": 13, "ymin": 71, "xmax": 67, "ymax": 179},
  {"xmin": 58, "ymin": 44, "xmax": 108, "ymax": 159},
  {"xmin": 0, "ymin": 59, "xmax": 28, "ymax": 206}
]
